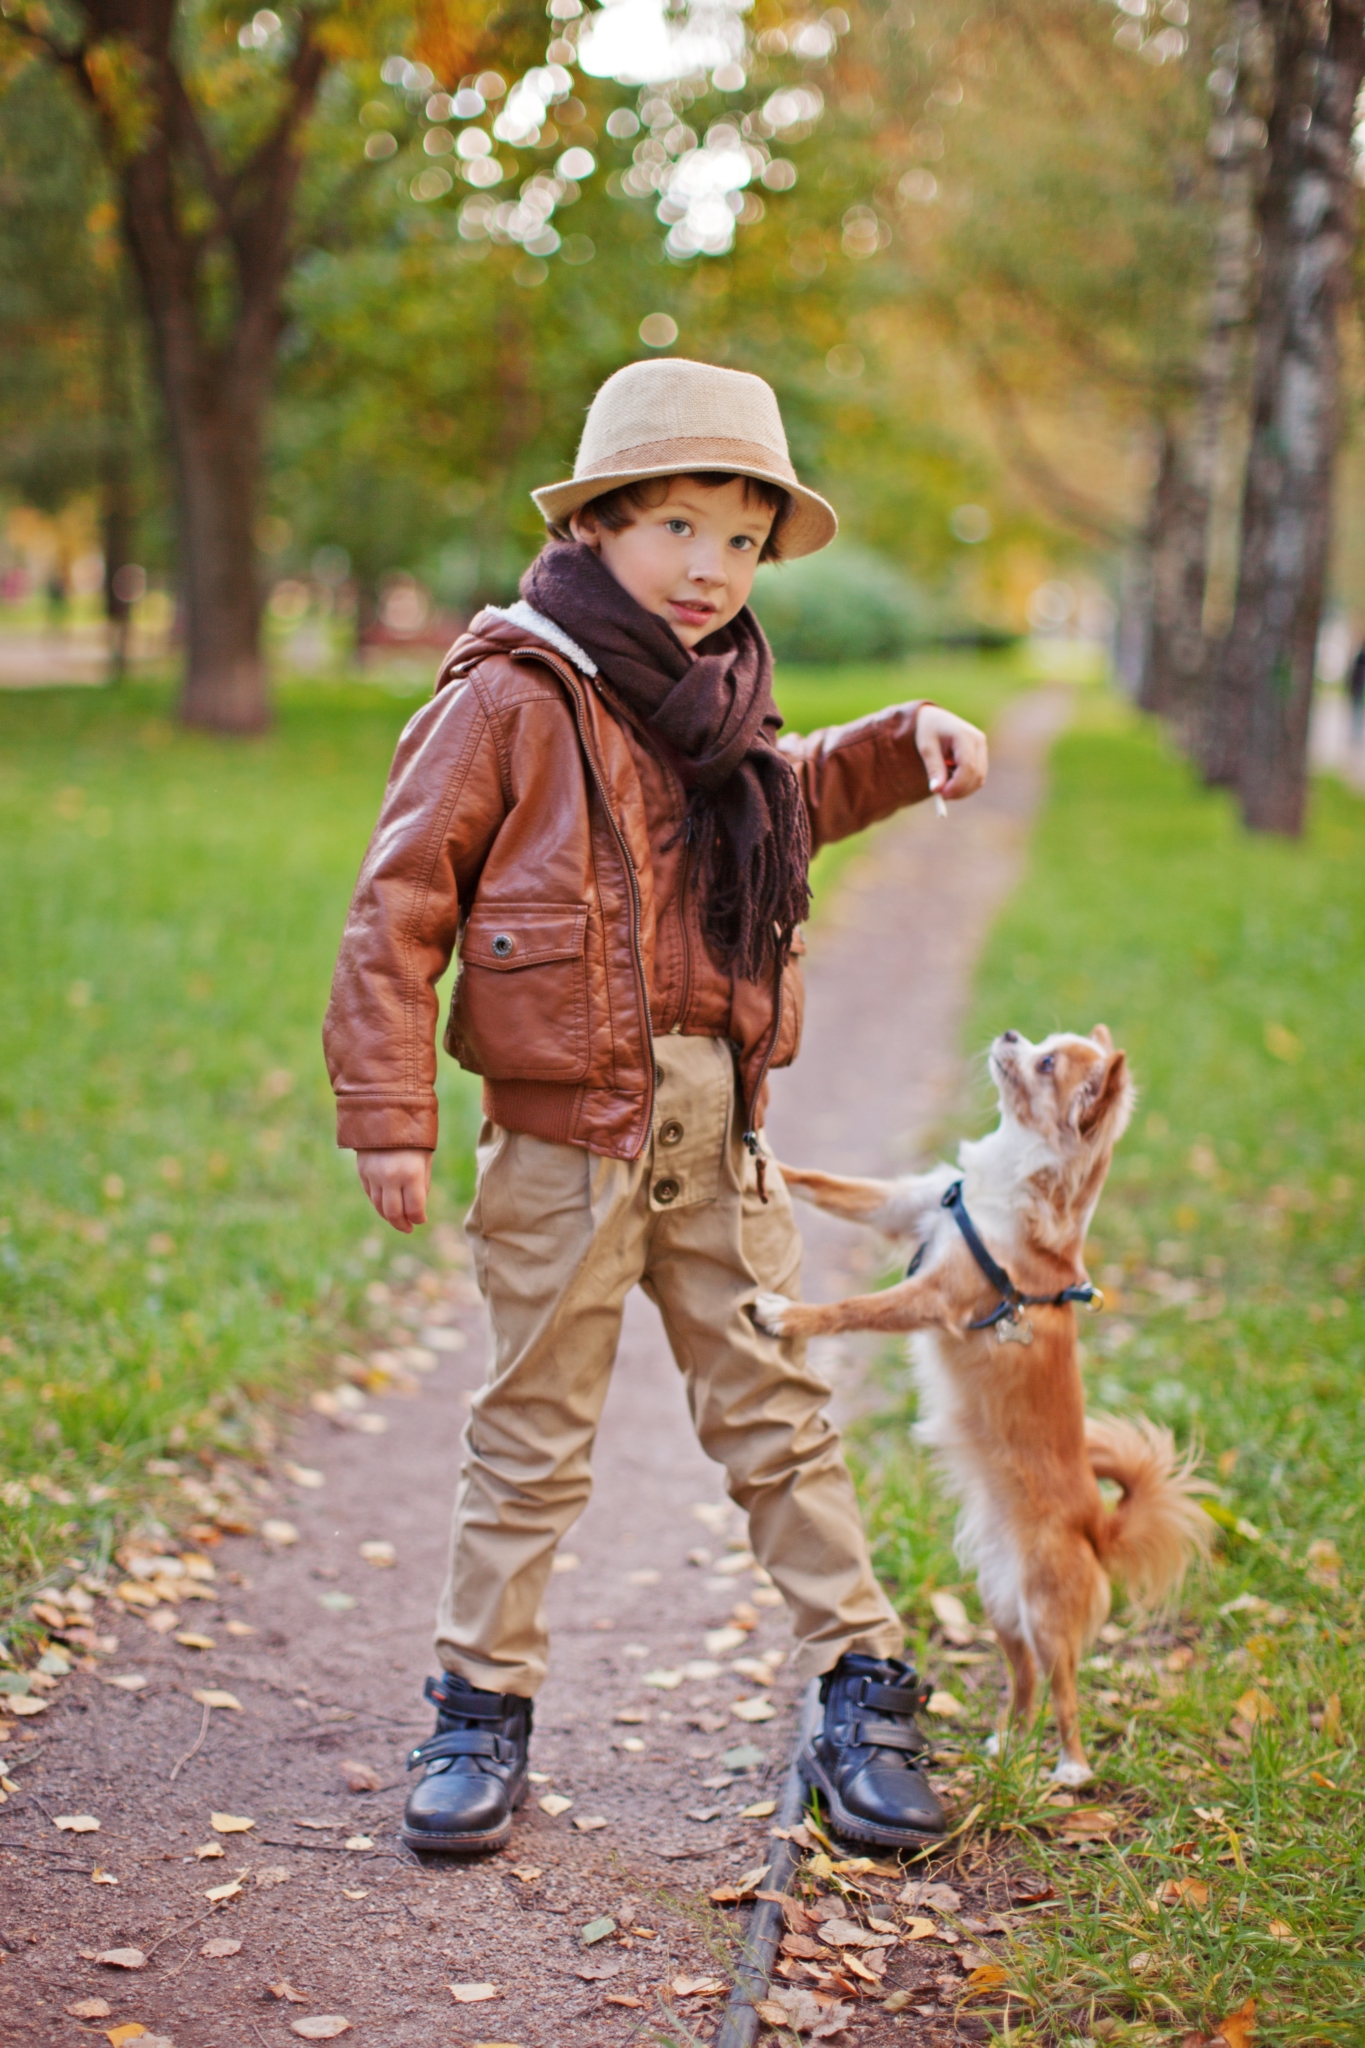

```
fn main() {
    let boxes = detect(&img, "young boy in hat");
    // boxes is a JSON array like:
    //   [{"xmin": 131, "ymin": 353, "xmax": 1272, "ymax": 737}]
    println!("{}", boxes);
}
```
[{"xmin": 324, "ymin": 358, "xmax": 988, "ymax": 1854}]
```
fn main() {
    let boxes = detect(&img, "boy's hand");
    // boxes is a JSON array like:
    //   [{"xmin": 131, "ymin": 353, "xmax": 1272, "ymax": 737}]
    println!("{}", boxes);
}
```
[
  {"xmin": 915, "ymin": 706, "xmax": 988, "ymax": 802},
  {"xmin": 356, "ymin": 1148, "xmax": 433, "ymax": 1233}
]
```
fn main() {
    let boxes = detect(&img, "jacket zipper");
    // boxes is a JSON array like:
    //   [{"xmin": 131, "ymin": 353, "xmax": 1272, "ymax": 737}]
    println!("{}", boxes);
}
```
[{"xmin": 519, "ymin": 647, "xmax": 656, "ymax": 1149}]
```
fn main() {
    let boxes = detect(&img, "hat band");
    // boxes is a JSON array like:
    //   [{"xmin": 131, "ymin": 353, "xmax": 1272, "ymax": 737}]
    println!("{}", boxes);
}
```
[{"xmin": 576, "ymin": 435, "xmax": 797, "ymax": 486}]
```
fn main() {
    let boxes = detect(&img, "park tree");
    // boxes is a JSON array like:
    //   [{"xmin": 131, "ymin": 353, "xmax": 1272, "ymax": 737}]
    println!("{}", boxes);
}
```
[{"xmin": 0, "ymin": 0, "xmax": 553, "ymax": 732}]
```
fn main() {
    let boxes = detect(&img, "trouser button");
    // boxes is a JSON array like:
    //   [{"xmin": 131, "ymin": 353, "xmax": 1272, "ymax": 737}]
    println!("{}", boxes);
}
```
[{"xmin": 653, "ymin": 1178, "xmax": 679, "ymax": 1204}]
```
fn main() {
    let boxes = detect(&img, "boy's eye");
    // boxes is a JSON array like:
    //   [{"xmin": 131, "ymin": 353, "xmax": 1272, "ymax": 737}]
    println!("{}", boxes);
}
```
[
  {"xmin": 729, "ymin": 535, "xmax": 755, "ymax": 551},
  {"xmin": 665, "ymin": 519, "xmax": 691, "ymax": 536}
]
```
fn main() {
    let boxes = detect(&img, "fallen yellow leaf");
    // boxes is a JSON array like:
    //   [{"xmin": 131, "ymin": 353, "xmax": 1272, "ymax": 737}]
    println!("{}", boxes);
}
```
[
  {"xmin": 925, "ymin": 1690, "xmax": 965, "ymax": 1718},
  {"xmin": 191, "ymin": 1689, "xmax": 242, "ymax": 1711},
  {"xmin": 65, "ymin": 2000, "xmax": 112, "ymax": 2019},
  {"xmin": 105, "ymin": 2027, "xmax": 147, "ymax": 2047},
  {"xmin": 1234, "ymin": 1689, "xmax": 1276, "ymax": 1726},
  {"xmin": 1156, "ymin": 1877, "xmax": 1210, "ymax": 1909},
  {"xmin": 670, "ymin": 1975, "xmax": 727, "ymax": 1997},
  {"xmin": 94, "ymin": 1948, "xmax": 147, "ymax": 1970},
  {"xmin": 205, "ymin": 1879, "xmax": 244, "ymax": 1903},
  {"xmin": 730, "ymin": 1696, "xmax": 775, "ymax": 1722},
  {"xmin": 1267, "ymin": 1920, "xmax": 1294, "ymax": 1943},
  {"xmin": 289, "ymin": 2022, "xmax": 351, "ymax": 2042},
  {"xmin": 91, "ymin": 1869, "xmax": 118, "ymax": 1886},
  {"xmin": 740, "ymin": 1798, "xmax": 776, "ymax": 1818},
  {"xmin": 902, "ymin": 1916, "xmax": 937, "ymax": 1940},
  {"xmin": 54, "ymin": 1814, "xmax": 100, "ymax": 1833},
  {"xmin": 173, "ymin": 1633, "xmax": 216, "ymax": 1651},
  {"xmin": 963, "ymin": 1963, "xmax": 1010, "ymax": 1997},
  {"xmin": 194, "ymin": 1841, "xmax": 225, "ymax": 1860},
  {"xmin": 448, "ymin": 1982, "xmax": 499, "ymax": 2002},
  {"xmin": 209, "ymin": 1812, "xmax": 255, "ymax": 1833},
  {"xmin": 537, "ymin": 1792, "xmax": 573, "ymax": 1817}
]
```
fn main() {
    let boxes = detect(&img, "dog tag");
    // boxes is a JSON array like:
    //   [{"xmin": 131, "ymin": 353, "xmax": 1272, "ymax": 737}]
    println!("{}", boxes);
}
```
[{"xmin": 995, "ymin": 1315, "xmax": 1034, "ymax": 1347}]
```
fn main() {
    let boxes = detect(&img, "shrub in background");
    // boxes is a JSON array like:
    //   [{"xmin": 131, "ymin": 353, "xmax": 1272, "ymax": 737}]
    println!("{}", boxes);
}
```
[{"xmin": 753, "ymin": 541, "xmax": 931, "ymax": 665}]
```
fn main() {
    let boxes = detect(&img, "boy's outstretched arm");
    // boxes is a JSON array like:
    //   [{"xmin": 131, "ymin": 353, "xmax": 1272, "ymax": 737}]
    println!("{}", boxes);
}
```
[{"xmin": 777, "ymin": 699, "xmax": 987, "ymax": 854}]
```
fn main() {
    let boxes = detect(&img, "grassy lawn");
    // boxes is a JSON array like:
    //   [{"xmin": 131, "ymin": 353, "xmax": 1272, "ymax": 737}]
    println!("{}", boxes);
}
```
[
  {"xmin": 852, "ymin": 693, "xmax": 1363, "ymax": 2046},
  {"xmin": 0, "ymin": 649, "xmax": 1022, "ymax": 1618}
]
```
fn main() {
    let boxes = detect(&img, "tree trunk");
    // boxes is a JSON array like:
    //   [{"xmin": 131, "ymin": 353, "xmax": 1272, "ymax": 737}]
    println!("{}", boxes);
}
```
[
  {"xmin": 1150, "ymin": 7, "xmax": 1265, "ymax": 742},
  {"xmin": 1203, "ymin": 0, "xmax": 1365, "ymax": 830},
  {"xmin": 57, "ymin": 4, "xmax": 325, "ymax": 733}
]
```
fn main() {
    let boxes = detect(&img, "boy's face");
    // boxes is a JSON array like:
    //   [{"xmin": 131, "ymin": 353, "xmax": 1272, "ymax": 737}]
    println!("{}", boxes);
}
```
[{"xmin": 571, "ymin": 476, "xmax": 775, "ymax": 647}]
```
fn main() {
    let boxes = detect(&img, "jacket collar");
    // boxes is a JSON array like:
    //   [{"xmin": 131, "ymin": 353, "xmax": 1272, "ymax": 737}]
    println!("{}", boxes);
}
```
[{"xmin": 477, "ymin": 601, "xmax": 598, "ymax": 677}]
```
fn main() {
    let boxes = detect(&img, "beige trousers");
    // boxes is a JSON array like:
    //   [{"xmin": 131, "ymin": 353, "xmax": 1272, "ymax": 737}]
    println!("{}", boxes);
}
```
[{"xmin": 435, "ymin": 1033, "xmax": 903, "ymax": 1695}]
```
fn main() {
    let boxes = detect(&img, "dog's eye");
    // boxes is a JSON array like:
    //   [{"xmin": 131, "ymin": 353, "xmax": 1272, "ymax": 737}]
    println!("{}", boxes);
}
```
[{"xmin": 1038, "ymin": 1055, "xmax": 1055, "ymax": 1074}]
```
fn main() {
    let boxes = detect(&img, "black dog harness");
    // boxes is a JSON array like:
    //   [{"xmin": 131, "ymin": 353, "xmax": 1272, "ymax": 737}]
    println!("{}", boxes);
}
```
[{"xmin": 906, "ymin": 1180, "xmax": 1102, "ymax": 1340}]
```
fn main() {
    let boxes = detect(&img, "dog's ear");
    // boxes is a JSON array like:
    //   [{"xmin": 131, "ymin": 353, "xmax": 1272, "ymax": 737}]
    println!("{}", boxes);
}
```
[
  {"xmin": 1090, "ymin": 1023, "xmax": 1114, "ymax": 1052},
  {"xmin": 1077, "ymin": 1048, "xmax": 1131, "ymax": 1139}
]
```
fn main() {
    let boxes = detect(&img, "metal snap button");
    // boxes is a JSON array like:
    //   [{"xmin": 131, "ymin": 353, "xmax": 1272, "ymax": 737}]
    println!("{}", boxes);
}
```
[
  {"xmin": 659, "ymin": 1119, "xmax": 684, "ymax": 1147},
  {"xmin": 653, "ymin": 1177, "xmax": 679, "ymax": 1204},
  {"xmin": 491, "ymin": 933, "xmax": 515, "ymax": 958}
]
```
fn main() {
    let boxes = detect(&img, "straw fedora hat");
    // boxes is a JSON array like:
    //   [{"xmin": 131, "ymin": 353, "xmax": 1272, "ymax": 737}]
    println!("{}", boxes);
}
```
[{"xmin": 531, "ymin": 358, "xmax": 838, "ymax": 557}]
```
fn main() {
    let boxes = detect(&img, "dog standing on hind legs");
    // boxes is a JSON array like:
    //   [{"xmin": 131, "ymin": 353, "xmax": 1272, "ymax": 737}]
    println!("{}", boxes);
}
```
[{"xmin": 755, "ymin": 1026, "xmax": 1211, "ymax": 1786}]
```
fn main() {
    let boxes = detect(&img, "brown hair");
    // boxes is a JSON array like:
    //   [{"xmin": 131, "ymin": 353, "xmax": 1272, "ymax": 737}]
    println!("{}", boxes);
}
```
[{"xmin": 547, "ymin": 471, "xmax": 792, "ymax": 562}]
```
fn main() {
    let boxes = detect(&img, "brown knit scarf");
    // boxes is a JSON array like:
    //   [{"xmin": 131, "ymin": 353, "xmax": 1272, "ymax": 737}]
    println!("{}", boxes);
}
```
[{"xmin": 521, "ymin": 540, "xmax": 810, "ymax": 980}]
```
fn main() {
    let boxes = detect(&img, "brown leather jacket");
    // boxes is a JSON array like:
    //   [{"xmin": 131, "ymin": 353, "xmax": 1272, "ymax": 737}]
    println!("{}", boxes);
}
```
[{"xmin": 324, "ymin": 607, "xmax": 932, "ymax": 1162}]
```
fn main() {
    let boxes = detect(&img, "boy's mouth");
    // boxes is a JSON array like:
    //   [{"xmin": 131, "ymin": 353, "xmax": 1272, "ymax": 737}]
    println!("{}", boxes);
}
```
[{"xmin": 667, "ymin": 597, "xmax": 717, "ymax": 628}]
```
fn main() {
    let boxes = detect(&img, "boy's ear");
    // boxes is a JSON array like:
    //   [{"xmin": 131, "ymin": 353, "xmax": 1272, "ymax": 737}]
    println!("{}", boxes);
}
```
[{"xmin": 570, "ymin": 509, "xmax": 601, "ymax": 550}]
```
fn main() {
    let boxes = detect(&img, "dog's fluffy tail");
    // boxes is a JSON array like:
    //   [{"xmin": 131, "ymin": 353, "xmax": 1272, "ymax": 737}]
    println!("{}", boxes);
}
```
[{"xmin": 1087, "ymin": 1413, "xmax": 1212, "ymax": 1608}]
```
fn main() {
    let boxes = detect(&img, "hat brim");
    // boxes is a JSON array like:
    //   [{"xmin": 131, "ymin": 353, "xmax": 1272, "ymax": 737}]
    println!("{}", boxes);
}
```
[{"xmin": 530, "ymin": 462, "xmax": 838, "ymax": 559}]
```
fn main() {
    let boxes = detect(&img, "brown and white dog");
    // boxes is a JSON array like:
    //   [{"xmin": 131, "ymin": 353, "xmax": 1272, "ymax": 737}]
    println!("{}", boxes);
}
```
[{"xmin": 755, "ymin": 1027, "xmax": 1210, "ymax": 1785}]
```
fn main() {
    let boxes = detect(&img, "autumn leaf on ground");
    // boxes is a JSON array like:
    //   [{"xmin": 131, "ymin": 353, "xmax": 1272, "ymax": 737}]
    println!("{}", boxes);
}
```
[
  {"xmin": 94, "ymin": 1948, "xmax": 147, "ymax": 1969},
  {"xmin": 448, "ymin": 1982, "xmax": 499, "ymax": 2002},
  {"xmin": 201, "ymin": 1937, "xmax": 241, "ymax": 1957},
  {"xmin": 1182, "ymin": 1995, "xmax": 1256, "ymax": 2048},
  {"xmin": 105, "ymin": 2026, "xmax": 148, "ymax": 2047},
  {"xmin": 104, "ymin": 1674, "xmax": 148, "ymax": 1692},
  {"xmin": 209, "ymin": 1812, "xmax": 255, "ymax": 1833},
  {"xmin": 508, "ymin": 1865, "xmax": 542, "ymax": 1882},
  {"xmin": 901, "ymin": 1880, "xmax": 962, "ymax": 1912},
  {"xmin": 290, "ymin": 2021, "xmax": 352, "ymax": 2041},
  {"xmin": 1234, "ymin": 1689, "xmax": 1276, "ymax": 1725},
  {"xmin": 538, "ymin": 1792, "xmax": 573, "ymax": 1817},
  {"xmin": 741, "ymin": 1798, "xmax": 777, "ymax": 1818},
  {"xmin": 344, "ymin": 1835, "xmax": 374, "ymax": 1851},
  {"xmin": 358, "ymin": 1540, "xmax": 396, "ymax": 1567},
  {"xmin": 91, "ymin": 1869, "xmax": 118, "ymax": 1885},
  {"xmin": 194, "ymin": 1841, "xmax": 225, "ymax": 1860},
  {"xmin": 730, "ymin": 1696, "xmax": 775, "ymax": 1722},
  {"xmin": 580, "ymin": 1916, "xmax": 617, "ymax": 1944},
  {"xmin": 262, "ymin": 1520, "xmax": 300, "ymax": 1546},
  {"xmin": 255, "ymin": 1866, "xmax": 291, "ymax": 1888},
  {"xmin": 576, "ymin": 1960, "xmax": 625, "ymax": 1981},
  {"xmin": 173, "ymin": 1633, "xmax": 216, "ymax": 1651},
  {"xmin": 962, "ymin": 1963, "xmax": 1010, "ymax": 1997},
  {"xmin": 573, "ymin": 1814, "xmax": 609, "ymax": 1832},
  {"xmin": 1156, "ymin": 1877, "xmax": 1211, "ymax": 1908},
  {"xmin": 605, "ymin": 1994, "xmax": 644, "ymax": 2007},
  {"xmin": 191, "ymin": 1689, "xmax": 242, "ymax": 1711},
  {"xmin": 205, "ymin": 1878, "xmax": 244, "ymax": 1903},
  {"xmin": 64, "ymin": 2000, "xmax": 112, "ymax": 2019},
  {"xmin": 54, "ymin": 1814, "xmax": 100, "ymax": 1832},
  {"xmin": 268, "ymin": 1982, "xmax": 308, "ymax": 2003},
  {"xmin": 901, "ymin": 1916, "xmax": 937, "ymax": 1940},
  {"xmin": 670, "ymin": 1975, "xmax": 727, "ymax": 1997}
]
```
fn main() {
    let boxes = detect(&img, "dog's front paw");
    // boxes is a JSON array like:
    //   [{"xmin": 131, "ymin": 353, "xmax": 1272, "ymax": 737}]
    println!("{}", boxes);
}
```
[
  {"xmin": 753, "ymin": 1290, "xmax": 796, "ymax": 1336},
  {"xmin": 1051, "ymin": 1756, "xmax": 1094, "ymax": 1789}
]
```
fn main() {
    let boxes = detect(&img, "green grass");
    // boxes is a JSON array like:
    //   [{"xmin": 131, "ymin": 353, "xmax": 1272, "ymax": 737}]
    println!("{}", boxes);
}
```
[
  {"xmin": 0, "ymin": 652, "xmax": 1020, "ymax": 1615},
  {"xmin": 851, "ymin": 694, "xmax": 1364, "ymax": 2046}
]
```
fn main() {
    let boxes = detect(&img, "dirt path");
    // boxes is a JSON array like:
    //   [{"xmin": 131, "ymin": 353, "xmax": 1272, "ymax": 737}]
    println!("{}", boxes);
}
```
[{"xmin": 2, "ymin": 690, "xmax": 1069, "ymax": 2048}]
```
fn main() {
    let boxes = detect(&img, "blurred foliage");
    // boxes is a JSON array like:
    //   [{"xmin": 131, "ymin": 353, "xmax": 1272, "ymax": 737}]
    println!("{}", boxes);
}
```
[
  {"xmin": 0, "ymin": 0, "xmax": 1237, "ymax": 633},
  {"xmin": 753, "ymin": 540, "xmax": 933, "ymax": 663}
]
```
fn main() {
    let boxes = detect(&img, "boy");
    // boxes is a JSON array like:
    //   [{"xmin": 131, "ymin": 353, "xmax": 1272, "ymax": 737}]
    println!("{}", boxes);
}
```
[{"xmin": 324, "ymin": 358, "xmax": 988, "ymax": 1854}]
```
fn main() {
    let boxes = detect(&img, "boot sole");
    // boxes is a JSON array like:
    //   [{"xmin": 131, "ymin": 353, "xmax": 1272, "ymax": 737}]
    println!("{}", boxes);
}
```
[
  {"xmin": 798, "ymin": 1745, "xmax": 946, "ymax": 1851},
  {"xmin": 400, "ymin": 1780, "xmax": 527, "ymax": 1857}
]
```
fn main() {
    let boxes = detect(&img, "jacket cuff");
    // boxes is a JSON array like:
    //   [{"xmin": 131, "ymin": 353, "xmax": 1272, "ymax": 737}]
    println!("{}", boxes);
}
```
[{"xmin": 335, "ymin": 1097, "xmax": 439, "ymax": 1153}]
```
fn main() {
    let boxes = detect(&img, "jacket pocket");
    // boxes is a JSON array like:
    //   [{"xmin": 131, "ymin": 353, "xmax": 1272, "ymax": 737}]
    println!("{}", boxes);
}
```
[{"xmin": 447, "ymin": 903, "xmax": 591, "ymax": 1083}]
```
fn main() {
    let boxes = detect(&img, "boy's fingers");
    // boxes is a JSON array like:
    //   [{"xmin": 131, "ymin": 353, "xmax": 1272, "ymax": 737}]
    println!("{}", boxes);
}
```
[
  {"xmin": 404, "ymin": 1178, "xmax": 428, "ymax": 1228},
  {"xmin": 917, "ymin": 728, "xmax": 948, "ymax": 794}
]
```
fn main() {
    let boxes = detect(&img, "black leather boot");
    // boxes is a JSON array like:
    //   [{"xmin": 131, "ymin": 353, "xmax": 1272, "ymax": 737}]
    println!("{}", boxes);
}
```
[
  {"xmin": 800, "ymin": 1654, "xmax": 947, "ymax": 1849},
  {"xmin": 401, "ymin": 1673, "xmax": 532, "ymax": 1855}
]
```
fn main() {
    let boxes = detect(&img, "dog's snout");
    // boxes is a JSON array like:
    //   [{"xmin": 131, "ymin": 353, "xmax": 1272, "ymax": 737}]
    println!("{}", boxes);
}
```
[{"xmin": 1001, "ymin": 1029, "xmax": 1020, "ymax": 1045}]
